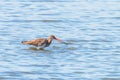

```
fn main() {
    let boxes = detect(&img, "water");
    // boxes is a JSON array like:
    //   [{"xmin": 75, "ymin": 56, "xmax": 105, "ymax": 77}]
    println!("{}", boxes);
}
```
[{"xmin": 0, "ymin": 0, "xmax": 120, "ymax": 80}]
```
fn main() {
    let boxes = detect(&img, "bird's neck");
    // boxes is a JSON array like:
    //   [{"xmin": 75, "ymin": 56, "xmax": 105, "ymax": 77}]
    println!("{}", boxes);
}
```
[{"xmin": 46, "ymin": 38, "xmax": 53, "ymax": 47}]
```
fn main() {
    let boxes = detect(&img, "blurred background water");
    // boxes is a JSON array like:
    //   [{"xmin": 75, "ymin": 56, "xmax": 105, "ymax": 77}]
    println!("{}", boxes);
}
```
[{"xmin": 0, "ymin": 0, "xmax": 120, "ymax": 80}]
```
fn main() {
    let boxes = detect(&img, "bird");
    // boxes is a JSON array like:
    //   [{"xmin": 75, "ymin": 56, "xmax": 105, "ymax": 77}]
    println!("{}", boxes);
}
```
[{"xmin": 22, "ymin": 35, "xmax": 63, "ymax": 50}]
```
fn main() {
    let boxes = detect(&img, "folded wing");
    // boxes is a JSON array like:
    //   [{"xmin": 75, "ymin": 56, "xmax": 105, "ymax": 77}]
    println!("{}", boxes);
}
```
[{"xmin": 22, "ymin": 38, "xmax": 47, "ymax": 47}]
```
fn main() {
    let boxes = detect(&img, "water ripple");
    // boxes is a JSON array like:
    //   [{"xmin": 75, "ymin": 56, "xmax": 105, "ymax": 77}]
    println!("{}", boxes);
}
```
[{"xmin": 0, "ymin": 1, "xmax": 120, "ymax": 80}]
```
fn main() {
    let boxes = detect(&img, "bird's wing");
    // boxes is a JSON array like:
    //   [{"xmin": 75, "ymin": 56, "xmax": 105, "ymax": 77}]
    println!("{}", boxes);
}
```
[
  {"xmin": 37, "ymin": 38, "xmax": 47, "ymax": 46},
  {"xmin": 22, "ymin": 38, "xmax": 47, "ymax": 47}
]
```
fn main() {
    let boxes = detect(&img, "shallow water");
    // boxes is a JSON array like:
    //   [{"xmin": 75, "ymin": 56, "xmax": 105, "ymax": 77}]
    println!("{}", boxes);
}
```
[{"xmin": 0, "ymin": 0, "xmax": 120, "ymax": 80}]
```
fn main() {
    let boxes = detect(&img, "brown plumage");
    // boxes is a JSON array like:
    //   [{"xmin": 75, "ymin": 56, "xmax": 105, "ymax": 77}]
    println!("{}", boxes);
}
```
[{"xmin": 22, "ymin": 35, "xmax": 63, "ymax": 49}]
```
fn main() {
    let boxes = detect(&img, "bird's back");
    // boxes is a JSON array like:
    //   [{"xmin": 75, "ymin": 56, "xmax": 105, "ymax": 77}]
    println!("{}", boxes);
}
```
[{"xmin": 22, "ymin": 38, "xmax": 47, "ymax": 47}]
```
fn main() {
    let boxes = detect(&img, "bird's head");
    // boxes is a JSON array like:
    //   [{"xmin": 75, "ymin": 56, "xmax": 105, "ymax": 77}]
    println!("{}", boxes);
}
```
[{"xmin": 49, "ymin": 35, "xmax": 63, "ymax": 42}]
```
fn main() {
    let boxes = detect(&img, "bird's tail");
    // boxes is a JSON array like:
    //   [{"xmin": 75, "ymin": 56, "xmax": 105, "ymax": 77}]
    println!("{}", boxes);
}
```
[{"xmin": 21, "ymin": 41, "xmax": 29, "ymax": 44}]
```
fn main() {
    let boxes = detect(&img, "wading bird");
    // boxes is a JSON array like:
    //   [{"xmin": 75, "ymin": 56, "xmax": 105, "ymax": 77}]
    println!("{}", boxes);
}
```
[{"xmin": 22, "ymin": 35, "xmax": 63, "ymax": 50}]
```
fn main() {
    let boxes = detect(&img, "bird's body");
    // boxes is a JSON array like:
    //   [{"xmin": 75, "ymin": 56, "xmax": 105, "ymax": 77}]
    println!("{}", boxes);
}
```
[
  {"xmin": 22, "ymin": 38, "xmax": 48, "ymax": 48},
  {"xmin": 22, "ymin": 35, "xmax": 63, "ymax": 49}
]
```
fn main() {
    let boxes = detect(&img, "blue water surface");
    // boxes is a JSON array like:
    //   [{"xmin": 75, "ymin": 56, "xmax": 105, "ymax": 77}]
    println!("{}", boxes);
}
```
[{"xmin": 0, "ymin": 0, "xmax": 120, "ymax": 80}]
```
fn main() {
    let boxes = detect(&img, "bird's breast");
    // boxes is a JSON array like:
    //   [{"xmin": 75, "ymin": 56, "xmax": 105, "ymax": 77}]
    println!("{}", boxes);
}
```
[{"xmin": 38, "ymin": 43, "xmax": 46, "ymax": 48}]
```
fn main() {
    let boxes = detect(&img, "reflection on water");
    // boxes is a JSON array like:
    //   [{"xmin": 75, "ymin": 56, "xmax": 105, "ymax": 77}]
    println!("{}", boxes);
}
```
[
  {"xmin": 28, "ymin": 47, "xmax": 52, "ymax": 53},
  {"xmin": 0, "ymin": 0, "xmax": 120, "ymax": 80},
  {"xmin": 42, "ymin": 19, "xmax": 63, "ymax": 22},
  {"xmin": 0, "ymin": 20, "xmax": 63, "ymax": 23}
]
